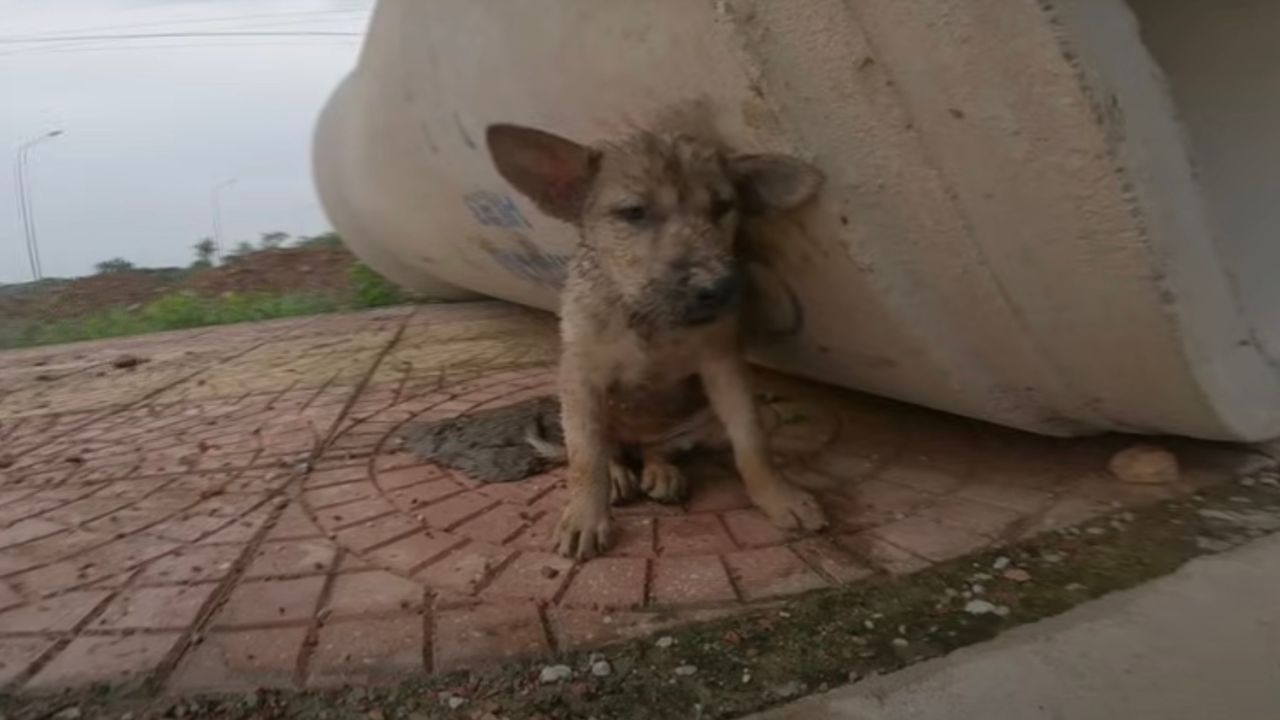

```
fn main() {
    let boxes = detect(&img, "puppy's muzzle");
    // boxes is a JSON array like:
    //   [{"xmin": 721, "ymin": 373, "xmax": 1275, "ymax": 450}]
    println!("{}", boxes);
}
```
[{"xmin": 683, "ymin": 272, "xmax": 742, "ymax": 325}]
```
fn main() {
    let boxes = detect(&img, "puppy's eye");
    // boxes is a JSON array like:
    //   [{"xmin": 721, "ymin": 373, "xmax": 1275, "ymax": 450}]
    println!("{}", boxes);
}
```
[
  {"xmin": 711, "ymin": 196, "xmax": 736, "ymax": 221},
  {"xmin": 612, "ymin": 204, "xmax": 651, "ymax": 225}
]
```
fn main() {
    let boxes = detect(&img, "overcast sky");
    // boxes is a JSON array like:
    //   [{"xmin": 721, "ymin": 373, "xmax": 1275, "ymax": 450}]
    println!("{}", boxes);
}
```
[{"xmin": 0, "ymin": 0, "xmax": 372, "ymax": 284}]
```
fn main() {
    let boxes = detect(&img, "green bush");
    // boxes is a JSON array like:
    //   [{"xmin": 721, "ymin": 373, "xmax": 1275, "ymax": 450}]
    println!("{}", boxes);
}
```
[
  {"xmin": 350, "ymin": 263, "xmax": 404, "ymax": 308},
  {"xmin": 295, "ymin": 231, "xmax": 344, "ymax": 250},
  {"xmin": 4, "ymin": 291, "xmax": 342, "ymax": 349},
  {"xmin": 0, "ymin": 253, "xmax": 420, "ymax": 350}
]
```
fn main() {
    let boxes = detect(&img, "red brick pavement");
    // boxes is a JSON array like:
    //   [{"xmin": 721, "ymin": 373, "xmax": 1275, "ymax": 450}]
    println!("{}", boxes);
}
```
[{"xmin": 0, "ymin": 302, "xmax": 1239, "ymax": 694}]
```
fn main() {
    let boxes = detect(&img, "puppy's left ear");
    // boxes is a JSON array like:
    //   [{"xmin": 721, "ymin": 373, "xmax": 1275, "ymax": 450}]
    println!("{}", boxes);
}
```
[{"xmin": 729, "ymin": 154, "xmax": 824, "ymax": 216}]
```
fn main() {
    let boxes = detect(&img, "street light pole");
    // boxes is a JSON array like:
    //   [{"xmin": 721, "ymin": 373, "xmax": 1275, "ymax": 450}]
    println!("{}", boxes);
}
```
[
  {"xmin": 210, "ymin": 178, "xmax": 236, "ymax": 262},
  {"xmin": 13, "ymin": 129, "xmax": 63, "ymax": 281},
  {"xmin": 13, "ymin": 149, "xmax": 35, "ymax": 280}
]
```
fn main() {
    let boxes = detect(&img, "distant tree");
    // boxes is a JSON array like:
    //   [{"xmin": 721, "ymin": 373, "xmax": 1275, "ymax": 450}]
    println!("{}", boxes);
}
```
[
  {"xmin": 296, "ymin": 231, "xmax": 343, "ymax": 250},
  {"xmin": 94, "ymin": 258, "xmax": 135, "ymax": 274},
  {"xmin": 221, "ymin": 241, "xmax": 255, "ymax": 265},
  {"xmin": 259, "ymin": 231, "xmax": 289, "ymax": 250},
  {"xmin": 192, "ymin": 238, "xmax": 217, "ymax": 269}
]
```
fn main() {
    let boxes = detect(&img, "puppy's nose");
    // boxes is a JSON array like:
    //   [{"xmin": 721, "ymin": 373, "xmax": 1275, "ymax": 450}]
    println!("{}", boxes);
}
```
[{"xmin": 689, "ymin": 273, "xmax": 742, "ymax": 318}]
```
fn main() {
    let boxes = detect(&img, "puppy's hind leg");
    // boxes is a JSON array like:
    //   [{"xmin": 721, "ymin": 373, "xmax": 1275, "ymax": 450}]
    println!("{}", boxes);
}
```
[
  {"xmin": 526, "ymin": 417, "xmax": 636, "ymax": 505},
  {"xmin": 639, "ymin": 447, "xmax": 688, "ymax": 504},
  {"xmin": 608, "ymin": 453, "xmax": 640, "ymax": 505},
  {"xmin": 636, "ymin": 409, "xmax": 721, "ymax": 504}
]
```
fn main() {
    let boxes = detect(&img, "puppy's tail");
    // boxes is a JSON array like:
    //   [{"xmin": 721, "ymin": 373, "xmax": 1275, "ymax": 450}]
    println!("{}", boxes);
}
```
[{"xmin": 524, "ymin": 417, "xmax": 567, "ymax": 463}]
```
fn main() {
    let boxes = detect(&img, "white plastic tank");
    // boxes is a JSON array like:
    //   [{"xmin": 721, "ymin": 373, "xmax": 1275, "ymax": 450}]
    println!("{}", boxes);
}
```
[{"xmin": 313, "ymin": 0, "xmax": 1280, "ymax": 442}]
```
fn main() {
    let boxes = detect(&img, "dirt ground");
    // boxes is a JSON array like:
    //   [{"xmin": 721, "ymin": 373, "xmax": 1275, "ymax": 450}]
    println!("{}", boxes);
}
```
[{"xmin": 0, "ymin": 246, "xmax": 361, "ymax": 323}]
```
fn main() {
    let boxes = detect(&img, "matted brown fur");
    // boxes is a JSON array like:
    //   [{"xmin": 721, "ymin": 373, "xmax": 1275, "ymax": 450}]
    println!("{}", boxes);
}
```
[{"xmin": 486, "ymin": 106, "xmax": 828, "ymax": 558}]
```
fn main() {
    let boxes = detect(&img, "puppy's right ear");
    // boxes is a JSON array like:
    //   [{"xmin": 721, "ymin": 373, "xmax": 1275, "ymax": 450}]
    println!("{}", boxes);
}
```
[{"xmin": 485, "ymin": 124, "xmax": 600, "ymax": 223}]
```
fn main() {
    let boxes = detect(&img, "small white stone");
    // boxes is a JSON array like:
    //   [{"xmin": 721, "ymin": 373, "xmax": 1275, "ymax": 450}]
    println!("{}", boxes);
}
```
[
  {"xmin": 892, "ymin": 638, "xmax": 909, "ymax": 648},
  {"xmin": 971, "ymin": 584, "xmax": 986, "ymax": 595},
  {"xmin": 591, "ymin": 660, "xmax": 612, "ymax": 677},
  {"xmin": 675, "ymin": 665, "xmax": 698, "ymax": 677},
  {"xmin": 993, "ymin": 605, "xmax": 1011, "ymax": 617},
  {"xmin": 773, "ymin": 681, "xmax": 805, "ymax": 699},
  {"xmin": 965, "ymin": 599, "xmax": 997, "ymax": 615},
  {"xmin": 539, "ymin": 665, "xmax": 573, "ymax": 684},
  {"xmin": 1197, "ymin": 536, "xmax": 1234, "ymax": 552},
  {"xmin": 447, "ymin": 697, "xmax": 466, "ymax": 710},
  {"xmin": 992, "ymin": 556, "xmax": 1011, "ymax": 570},
  {"xmin": 656, "ymin": 636, "xmax": 675, "ymax": 649},
  {"xmin": 1109, "ymin": 445, "xmax": 1179, "ymax": 485}
]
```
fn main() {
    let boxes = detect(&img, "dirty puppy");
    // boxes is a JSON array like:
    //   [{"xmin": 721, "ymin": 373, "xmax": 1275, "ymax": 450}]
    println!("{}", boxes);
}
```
[{"xmin": 485, "ymin": 116, "xmax": 828, "ymax": 559}]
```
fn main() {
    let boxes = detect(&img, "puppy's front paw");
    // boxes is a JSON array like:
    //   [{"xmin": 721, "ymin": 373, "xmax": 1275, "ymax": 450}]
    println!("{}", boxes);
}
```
[
  {"xmin": 640, "ymin": 461, "xmax": 688, "ymax": 504},
  {"xmin": 752, "ymin": 481, "xmax": 827, "ymax": 532},
  {"xmin": 555, "ymin": 501, "xmax": 613, "ymax": 559}
]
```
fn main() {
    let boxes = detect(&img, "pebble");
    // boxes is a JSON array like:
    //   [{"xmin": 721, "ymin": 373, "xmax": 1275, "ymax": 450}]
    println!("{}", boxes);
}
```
[
  {"xmin": 591, "ymin": 660, "xmax": 613, "ymax": 678},
  {"xmin": 675, "ymin": 665, "xmax": 698, "ymax": 677},
  {"xmin": 1109, "ymin": 444, "xmax": 1179, "ymax": 485},
  {"xmin": 993, "ymin": 605, "xmax": 1012, "ymax": 617},
  {"xmin": 446, "ymin": 696, "xmax": 466, "ymax": 710},
  {"xmin": 1003, "ymin": 568, "xmax": 1032, "ymax": 583},
  {"xmin": 1196, "ymin": 536, "xmax": 1233, "ymax": 553},
  {"xmin": 992, "ymin": 556, "xmax": 1011, "ymax": 570},
  {"xmin": 539, "ymin": 665, "xmax": 573, "ymax": 684},
  {"xmin": 964, "ymin": 599, "xmax": 997, "ymax": 615},
  {"xmin": 1065, "ymin": 582, "xmax": 1087, "ymax": 592},
  {"xmin": 971, "ymin": 584, "xmax": 986, "ymax": 595},
  {"xmin": 656, "ymin": 636, "xmax": 675, "ymax": 649},
  {"xmin": 773, "ymin": 681, "xmax": 805, "ymax": 699},
  {"xmin": 892, "ymin": 638, "xmax": 909, "ymax": 648},
  {"xmin": 53, "ymin": 708, "xmax": 82, "ymax": 720}
]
